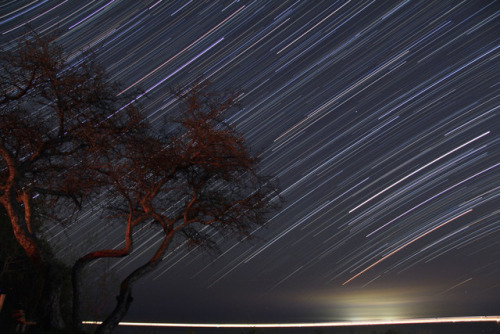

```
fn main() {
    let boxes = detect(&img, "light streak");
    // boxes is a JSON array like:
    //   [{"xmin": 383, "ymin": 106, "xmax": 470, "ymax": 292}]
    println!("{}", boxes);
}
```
[
  {"xmin": 0, "ymin": 0, "xmax": 47, "ymax": 23},
  {"xmin": 170, "ymin": 0, "xmax": 192, "ymax": 16},
  {"xmin": 349, "ymin": 131, "xmax": 490, "ymax": 213},
  {"xmin": 149, "ymin": 1, "xmax": 162, "ymax": 10},
  {"xmin": 82, "ymin": 316, "xmax": 500, "ymax": 328},
  {"xmin": 274, "ymin": 49, "xmax": 408, "ymax": 143},
  {"xmin": 343, "ymin": 209, "xmax": 473, "ymax": 285},
  {"xmin": 117, "ymin": 5, "xmax": 245, "ymax": 95},
  {"xmin": 68, "ymin": 0, "xmax": 115, "ymax": 30},
  {"xmin": 116, "ymin": 36, "xmax": 224, "ymax": 112},
  {"xmin": 277, "ymin": 1, "xmax": 351, "ymax": 54},
  {"xmin": 440, "ymin": 277, "xmax": 473, "ymax": 294},
  {"xmin": 380, "ymin": 0, "xmax": 410, "ymax": 21},
  {"xmin": 205, "ymin": 17, "xmax": 291, "ymax": 82},
  {"xmin": 366, "ymin": 163, "xmax": 500, "ymax": 237},
  {"xmin": 2, "ymin": 1, "xmax": 68, "ymax": 35}
]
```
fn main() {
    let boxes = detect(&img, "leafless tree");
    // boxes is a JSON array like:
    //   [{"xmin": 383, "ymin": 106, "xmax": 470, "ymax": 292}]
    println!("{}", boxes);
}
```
[
  {"xmin": 1, "ymin": 34, "xmax": 279, "ymax": 333},
  {"xmin": 0, "ymin": 32, "xmax": 142, "ymax": 330},
  {"xmin": 73, "ymin": 84, "xmax": 280, "ymax": 333}
]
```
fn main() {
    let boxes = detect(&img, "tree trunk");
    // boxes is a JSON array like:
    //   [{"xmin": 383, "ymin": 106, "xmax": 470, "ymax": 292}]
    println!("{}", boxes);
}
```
[
  {"xmin": 72, "ymin": 260, "xmax": 86, "ymax": 332},
  {"xmin": 95, "ymin": 280, "xmax": 134, "ymax": 334},
  {"xmin": 95, "ymin": 236, "xmax": 171, "ymax": 334},
  {"xmin": 38, "ymin": 263, "xmax": 65, "ymax": 330},
  {"xmin": 2, "ymin": 197, "xmax": 65, "ymax": 330},
  {"xmin": 72, "ymin": 219, "xmax": 135, "ymax": 331}
]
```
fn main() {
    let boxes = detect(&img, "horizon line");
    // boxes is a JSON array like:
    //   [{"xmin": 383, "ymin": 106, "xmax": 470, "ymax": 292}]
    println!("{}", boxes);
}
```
[{"xmin": 83, "ymin": 315, "xmax": 500, "ymax": 328}]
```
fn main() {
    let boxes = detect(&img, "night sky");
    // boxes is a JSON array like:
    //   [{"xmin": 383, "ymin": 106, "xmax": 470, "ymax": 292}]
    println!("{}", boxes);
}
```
[{"xmin": 1, "ymin": 0, "xmax": 499, "ymax": 325}]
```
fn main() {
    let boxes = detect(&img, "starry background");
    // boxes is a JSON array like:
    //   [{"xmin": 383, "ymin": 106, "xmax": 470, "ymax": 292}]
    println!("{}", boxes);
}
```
[{"xmin": 1, "ymin": 0, "xmax": 499, "ymax": 325}]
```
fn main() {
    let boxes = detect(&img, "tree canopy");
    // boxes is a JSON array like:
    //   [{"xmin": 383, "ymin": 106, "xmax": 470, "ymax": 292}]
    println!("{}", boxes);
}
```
[{"xmin": 0, "ymin": 32, "xmax": 279, "ymax": 333}]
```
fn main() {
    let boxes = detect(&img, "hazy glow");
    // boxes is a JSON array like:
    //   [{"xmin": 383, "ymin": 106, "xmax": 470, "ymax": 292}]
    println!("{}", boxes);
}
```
[{"xmin": 83, "ymin": 316, "xmax": 500, "ymax": 328}]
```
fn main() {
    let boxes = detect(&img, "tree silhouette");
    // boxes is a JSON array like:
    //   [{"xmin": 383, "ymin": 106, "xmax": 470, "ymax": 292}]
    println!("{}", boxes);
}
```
[
  {"xmin": 73, "ymin": 83, "xmax": 280, "ymax": 333},
  {"xmin": 1, "ymin": 32, "xmax": 143, "ymax": 330},
  {"xmin": 1, "ymin": 33, "xmax": 279, "ymax": 333}
]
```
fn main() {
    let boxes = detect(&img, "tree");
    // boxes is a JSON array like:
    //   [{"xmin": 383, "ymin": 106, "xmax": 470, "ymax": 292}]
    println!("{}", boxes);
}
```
[
  {"xmin": 1, "ymin": 33, "xmax": 280, "ymax": 333},
  {"xmin": 0, "ymin": 32, "xmax": 143, "ymax": 330},
  {"xmin": 73, "ymin": 84, "xmax": 280, "ymax": 333}
]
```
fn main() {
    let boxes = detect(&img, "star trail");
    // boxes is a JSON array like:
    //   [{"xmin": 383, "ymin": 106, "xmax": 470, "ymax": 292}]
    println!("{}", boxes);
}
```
[{"xmin": 1, "ymin": 0, "xmax": 499, "ymax": 325}]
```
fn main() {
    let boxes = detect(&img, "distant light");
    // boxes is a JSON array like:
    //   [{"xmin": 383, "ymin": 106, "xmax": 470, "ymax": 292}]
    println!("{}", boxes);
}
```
[{"xmin": 83, "ymin": 316, "xmax": 500, "ymax": 328}]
